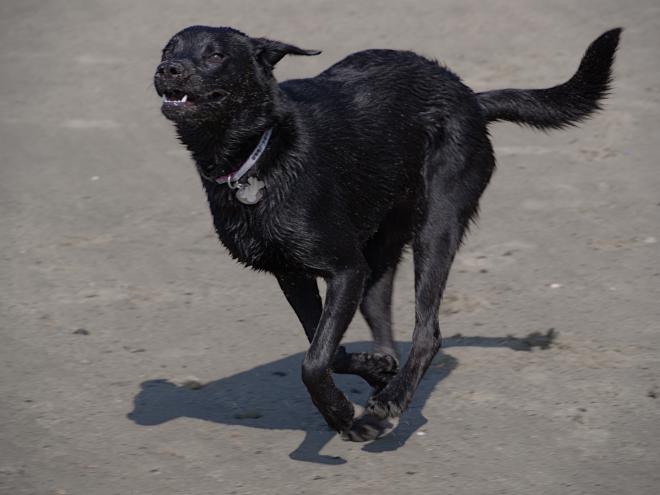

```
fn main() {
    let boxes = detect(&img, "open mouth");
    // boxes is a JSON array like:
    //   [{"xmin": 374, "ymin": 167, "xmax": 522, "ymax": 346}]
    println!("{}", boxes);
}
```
[
  {"xmin": 161, "ymin": 90, "xmax": 228, "ymax": 107},
  {"xmin": 162, "ymin": 90, "xmax": 192, "ymax": 106}
]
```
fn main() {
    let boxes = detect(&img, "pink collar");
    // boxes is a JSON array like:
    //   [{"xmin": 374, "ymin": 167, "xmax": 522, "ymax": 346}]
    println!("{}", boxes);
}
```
[{"xmin": 215, "ymin": 128, "xmax": 273, "ymax": 186}]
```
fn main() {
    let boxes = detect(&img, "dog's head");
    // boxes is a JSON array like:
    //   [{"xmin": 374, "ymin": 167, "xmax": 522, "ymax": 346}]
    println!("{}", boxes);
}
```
[{"xmin": 154, "ymin": 26, "xmax": 320, "ymax": 125}]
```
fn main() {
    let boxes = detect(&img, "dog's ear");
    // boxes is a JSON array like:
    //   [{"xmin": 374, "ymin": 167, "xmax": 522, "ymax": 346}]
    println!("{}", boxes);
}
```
[{"xmin": 252, "ymin": 37, "xmax": 321, "ymax": 68}]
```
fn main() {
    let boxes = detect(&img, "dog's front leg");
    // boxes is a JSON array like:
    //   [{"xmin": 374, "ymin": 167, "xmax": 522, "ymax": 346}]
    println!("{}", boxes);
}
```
[
  {"xmin": 277, "ymin": 270, "xmax": 398, "ymax": 393},
  {"xmin": 276, "ymin": 272, "xmax": 322, "ymax": 342},
  {"xmin": 300, "ymin": 265, "xmax": 366, "ymax": 434}
]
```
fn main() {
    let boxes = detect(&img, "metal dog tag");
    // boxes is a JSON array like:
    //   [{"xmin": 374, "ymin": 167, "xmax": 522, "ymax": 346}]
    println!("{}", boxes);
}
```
[{"xmin": 235, "ymin": 177, "xmax": 265, "ymax": 205}]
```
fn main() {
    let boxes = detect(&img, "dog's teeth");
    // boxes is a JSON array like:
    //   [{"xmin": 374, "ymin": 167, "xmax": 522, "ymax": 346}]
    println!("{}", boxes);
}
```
[
  {"xmin": 181, "ymin": 94, "xmax": 188, "ymax": 103},
  {"xmin": 162, "ymin": 95, "xmax": 166, "ymax": 102}
]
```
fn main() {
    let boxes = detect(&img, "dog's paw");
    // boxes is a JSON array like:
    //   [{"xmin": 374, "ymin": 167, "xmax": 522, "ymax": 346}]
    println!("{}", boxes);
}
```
[
  {"xmin": 369, "ymin": 353, "xmax": 399, "ymax": 379},
  {"xmin": 359, "ymin": 352, "xmax": 399, "ymax": 391},
  {"xmin": 365, "ymin": 394, "xmax": 404, "ymax": 420},
  {"xmin": 341, "ymin": 412, "xmax": 399, "ymax": 442}
]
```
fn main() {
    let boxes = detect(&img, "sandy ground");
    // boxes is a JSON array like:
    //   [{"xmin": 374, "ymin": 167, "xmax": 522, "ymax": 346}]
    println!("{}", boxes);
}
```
[{"xmin": 1, "ymin": 1, "xmax": 659, "ymax": 494}]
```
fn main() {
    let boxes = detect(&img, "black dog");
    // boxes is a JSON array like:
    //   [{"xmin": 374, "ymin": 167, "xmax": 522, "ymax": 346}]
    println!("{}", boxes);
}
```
[{"xmin": 153, "ymin": 26, "xmax": 621, "ymax": 441}]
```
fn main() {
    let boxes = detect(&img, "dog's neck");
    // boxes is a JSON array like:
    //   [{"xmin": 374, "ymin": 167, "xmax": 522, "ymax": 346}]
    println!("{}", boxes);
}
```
[
  {"xmin": 175, "ymin": 119, "xmax": 270, "ymax": 179},
  {"xmin": 174, "ymin": 91, "xmax": 307, "ymax": 210},
  {"xmin": 174, "ymin": 93, "xmax": 299, "ymax": 183}
]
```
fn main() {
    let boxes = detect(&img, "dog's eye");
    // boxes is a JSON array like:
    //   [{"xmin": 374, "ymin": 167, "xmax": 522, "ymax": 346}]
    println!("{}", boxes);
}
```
[{"xmin": 208, "ymin": 53, "xmax": 225, "ymax": 62}]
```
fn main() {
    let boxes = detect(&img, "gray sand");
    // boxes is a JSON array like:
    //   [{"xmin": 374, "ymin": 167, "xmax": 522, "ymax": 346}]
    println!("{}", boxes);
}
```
[{"xmin": 1, "ymin": 1, "xmax": 659, "ymax": 493}]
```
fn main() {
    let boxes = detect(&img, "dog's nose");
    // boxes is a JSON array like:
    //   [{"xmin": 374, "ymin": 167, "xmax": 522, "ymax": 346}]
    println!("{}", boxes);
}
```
[{"xmin": 156, "ymin": 61, "xmax": 187, "ymax": 78}]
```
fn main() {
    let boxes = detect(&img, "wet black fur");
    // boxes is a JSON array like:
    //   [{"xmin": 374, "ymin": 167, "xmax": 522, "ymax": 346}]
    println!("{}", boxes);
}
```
[{"xmin": 154, "ymin": 27, "xmax": 621, "ymax": 441}]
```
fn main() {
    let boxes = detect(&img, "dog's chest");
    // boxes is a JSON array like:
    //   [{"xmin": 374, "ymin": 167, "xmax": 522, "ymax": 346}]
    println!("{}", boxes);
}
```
[
  {"xmin": 217, "ymin": 222, "xmax": 286, "ymax": 271},
  {"xmin": 207, "ymin": 198, "xmax": 292, "ymax": 272}
]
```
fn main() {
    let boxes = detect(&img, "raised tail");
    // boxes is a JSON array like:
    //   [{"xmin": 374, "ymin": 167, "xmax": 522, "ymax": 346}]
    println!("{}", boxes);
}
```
[{"xmin": 477, "ymin": 28, "xmax": 622, "ymax": 129}]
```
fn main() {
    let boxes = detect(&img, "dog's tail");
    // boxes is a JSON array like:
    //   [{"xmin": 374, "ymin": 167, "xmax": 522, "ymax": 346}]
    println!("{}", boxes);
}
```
[{"xmin": 476, "ymin": 28, "xmax": 622, "ymax": 130}]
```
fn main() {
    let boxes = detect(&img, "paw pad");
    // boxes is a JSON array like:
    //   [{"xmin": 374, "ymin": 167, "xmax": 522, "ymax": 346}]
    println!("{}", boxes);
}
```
[{"xmin": 341, "ymin": 412, "xmax": 399, "ymax": 442}]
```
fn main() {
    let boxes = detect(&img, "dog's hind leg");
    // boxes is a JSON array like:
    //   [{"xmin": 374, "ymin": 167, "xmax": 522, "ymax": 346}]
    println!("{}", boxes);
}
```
[
  {"xmin": 345, "ymin": 113, "xmax": 496, "ymax": 442},
  {"xmin": 357, "ymin": 203, "xmax": 417, "ymax": 355},
  {"xmin": 360, "ymin": 265, "xmax": 397, "ymax": 358}
]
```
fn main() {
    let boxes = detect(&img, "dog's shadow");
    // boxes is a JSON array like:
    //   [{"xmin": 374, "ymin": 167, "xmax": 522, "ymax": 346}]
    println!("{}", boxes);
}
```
[{"xmin": 127, "ymin": 331, "xmax": 555, "ymax": 465}]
